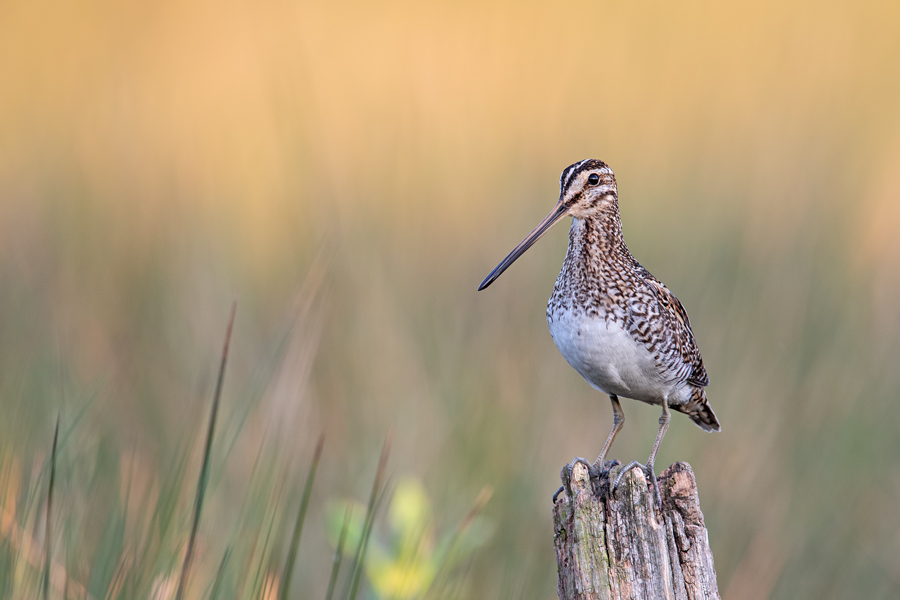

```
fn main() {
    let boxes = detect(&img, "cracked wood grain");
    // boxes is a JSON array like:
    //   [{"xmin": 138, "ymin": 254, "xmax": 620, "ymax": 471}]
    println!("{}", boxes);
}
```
[{"xmin": 553, "ymin": 461, "xmax": 720, "ymax": 600}]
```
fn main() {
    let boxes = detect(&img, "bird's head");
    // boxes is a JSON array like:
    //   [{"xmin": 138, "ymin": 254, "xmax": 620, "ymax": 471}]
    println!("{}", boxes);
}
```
[
  {"xmin": 558, "ymin": 159, "xmax": 618, "ymax": 218},
  {"xmin": 478, "ymin": 159, "xmax": 617, "ymax": 290}
]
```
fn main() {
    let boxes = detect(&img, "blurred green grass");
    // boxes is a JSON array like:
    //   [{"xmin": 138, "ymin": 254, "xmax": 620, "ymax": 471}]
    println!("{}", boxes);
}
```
[{"xmin": 2, "ymin": 0, "xmax": 900, "ymax": 597}]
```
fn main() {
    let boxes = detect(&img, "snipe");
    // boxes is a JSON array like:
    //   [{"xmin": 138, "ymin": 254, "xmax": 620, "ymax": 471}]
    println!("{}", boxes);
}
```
[{"xmin": 478, "ymin": 159, "xmax": 719, "ymax": 501}]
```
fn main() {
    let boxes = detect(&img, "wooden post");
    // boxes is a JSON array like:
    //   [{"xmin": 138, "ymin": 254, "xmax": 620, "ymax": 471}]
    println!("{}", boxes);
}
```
[{"xmin": 553, "ymin": 460, "xmax": 720, "ymax": 600}]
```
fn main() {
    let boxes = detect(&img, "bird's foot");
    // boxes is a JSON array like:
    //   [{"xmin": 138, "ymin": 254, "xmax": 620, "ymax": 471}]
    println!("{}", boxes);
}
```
[
  {"xmin": 554, "ymin": 457, "xmax": 596, "ymax": 503},
  {"xmin": 593, "ymin": 458, "xmax": 620, "ymax": 478},
  {"xmin": 611, "ymin": 460, "xmax": 662, "ymax": 511}
]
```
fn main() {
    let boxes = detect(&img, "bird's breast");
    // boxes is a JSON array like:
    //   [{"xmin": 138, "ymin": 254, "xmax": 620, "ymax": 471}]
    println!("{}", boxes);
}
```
[{"xmin": 547, "ymin": 303, "xmax": 669, "ymax": 403}]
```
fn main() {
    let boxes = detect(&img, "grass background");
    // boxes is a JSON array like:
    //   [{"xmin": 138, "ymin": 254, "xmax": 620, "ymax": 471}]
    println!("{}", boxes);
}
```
[{"xmin": 2, "ymin": 0, "xmax": 900, "ymax": 597}]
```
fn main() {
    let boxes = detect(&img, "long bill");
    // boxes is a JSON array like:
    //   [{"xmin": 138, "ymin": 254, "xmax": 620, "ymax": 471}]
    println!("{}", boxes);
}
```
[{"xmin": 477, "ymin": 200, "xmax": 569, "ymax": 291}]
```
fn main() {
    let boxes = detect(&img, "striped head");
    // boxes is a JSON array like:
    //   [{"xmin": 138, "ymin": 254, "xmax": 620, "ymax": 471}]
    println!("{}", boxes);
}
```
[
  {"xmin": 558, "ymin": 159, "xmax": 618, "ymax": 219},
  {"xmin": 478, "ymin": 159, "xmax": 617, "ymax": 290}
]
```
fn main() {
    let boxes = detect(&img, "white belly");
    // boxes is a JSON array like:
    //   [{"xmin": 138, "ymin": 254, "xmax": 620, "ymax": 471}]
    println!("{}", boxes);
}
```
[{"xmin": 548, "ymin": 309, "xmax": 670, "ymax": 403}]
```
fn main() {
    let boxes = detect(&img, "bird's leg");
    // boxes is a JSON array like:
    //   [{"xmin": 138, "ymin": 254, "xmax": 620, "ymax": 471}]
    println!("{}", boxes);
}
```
[
  {"xmin": 612, "ymin": 397, "xmax": 670, "ymax": 510},
  {"xmin": 646, "ymin": 396, "xmax": 671, "ymax": 473},
  {"xmin": 643, "ymin": 398, "xmax": 670, "ymax": 510},
  {"xmin": 594, "ymin": 395, "xmax": 625, "ymax": 473},
  {"xmin": 555, "ymin": 395, "xmax": 627, "ymax": 503}
]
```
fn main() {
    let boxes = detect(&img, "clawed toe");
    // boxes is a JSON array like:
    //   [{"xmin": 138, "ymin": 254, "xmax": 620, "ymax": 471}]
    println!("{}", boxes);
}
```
[
  {"xmin": 569, "ymin": 456, "xmax": 593, "ymax": 472},
  {"xmin": 611, "ymin": 460, "xmax": 645, "ymax": 491},
  {"xmin": 552, "ymin": 485, "xmax": 565, "ymax": 503},
  {"xmin": 611, "ymin": 461, "xmax": 662, "ymax": 510},
  {"xmin": 554, "ymin": 457, "xmax": 595, "ymax": 504},
  {"xmin": 560, "ymin": 457, "xmax": 593, "ymax": 482},
  {"xmin": 648, "ymin": 468, "xmax": 662, "ymax": 511},
  {"xmin": 594, "ymin": 458, "xmax": 619, "ymax": 477}
]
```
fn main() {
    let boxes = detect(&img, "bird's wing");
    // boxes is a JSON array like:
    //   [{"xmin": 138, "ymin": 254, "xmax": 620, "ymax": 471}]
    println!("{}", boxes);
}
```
[{"xmin": 628, "ymin": 272, "xmax": 709, "ymax": 388}]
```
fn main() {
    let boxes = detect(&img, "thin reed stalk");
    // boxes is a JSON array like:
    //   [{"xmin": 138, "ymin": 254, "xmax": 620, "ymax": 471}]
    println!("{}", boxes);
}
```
[
  {"xmin": 175, "ymin": 302, "xmax": 237, "ymax": 600},
  {"xmin": 346, "ymin": 433, "xmax": 392, "ymax": 600},
  {"xmin": 42, "ymin": 416, "xmax": 59, "ymax": 600},
  {"xmin": 208, "ymin": 548, "xmax": 231, "ymax": 600},
  {"xmin": 279, "ymin": 434, "xmax": 325, "ymax": 600},
  {"xmin": 324, "ymin": 506, "xmax": 352, "ymax": 600}
]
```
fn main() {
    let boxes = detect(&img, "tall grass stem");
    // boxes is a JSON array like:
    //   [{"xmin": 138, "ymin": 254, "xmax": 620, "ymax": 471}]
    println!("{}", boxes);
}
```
[
  {"xmin": 346, "ymin": 432, "xmax": 392, "ymax": 600},
  {"xmin": 324, "ymin": 506, "xmax": 351, "ymax": 600},
  {"xmin": 175, "ymin": 302, "xmax": 237, "ymax": 600},
  {"xmin": 279, "ymin": 434, "xmax": 325, "ymax": 600},
  {"xmin": 42, "ymin": 415, "xmax": 59, "ymax": 600}
]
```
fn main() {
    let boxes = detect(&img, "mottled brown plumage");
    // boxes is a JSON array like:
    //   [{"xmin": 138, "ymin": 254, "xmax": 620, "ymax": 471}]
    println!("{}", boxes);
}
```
[
  {"xmin": 479, "ymin": 159, "xmax": 719, "ymax": 500},
  {"xmin": 547, "ymin": 163, "xmax": 713, "ymax": 422}
]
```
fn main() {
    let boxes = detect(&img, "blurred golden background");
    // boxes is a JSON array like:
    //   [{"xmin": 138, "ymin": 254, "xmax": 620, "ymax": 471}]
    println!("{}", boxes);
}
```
[{"xmin": 2, "ymin": 0, "xmax": 900, "ymax": 597}]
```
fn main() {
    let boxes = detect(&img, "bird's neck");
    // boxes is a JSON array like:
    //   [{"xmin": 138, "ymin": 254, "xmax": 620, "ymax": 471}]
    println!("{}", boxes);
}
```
[
  {"xmin": 551, "ymin": 211, "xmax": 634, "ymax": 311},
  {"xmin": 568, "ymin": 211, "xmax": 629, "ymax": 263}
]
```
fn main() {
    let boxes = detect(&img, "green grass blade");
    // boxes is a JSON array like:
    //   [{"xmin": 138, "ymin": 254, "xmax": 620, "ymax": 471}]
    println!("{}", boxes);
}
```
[
  {"xmin": 323, "ymin": 506, "xmax": 351, "ymax": 600},
  {"xmin": 175, "ymin": 302, "xmax": 237, "ymax": 600},
  {"xmin": 42, "ymin": 416, "xmax": 59, "ymax": 600},
  {"xmin": 346, "ymin": 481, "xmax": 390, "ymax": 600},
  {"xmin": 86, "ymin": 495, "xmax": 126, "ymax": 599},
  {"xmin": 279, "ymin": 434, "xmax": 324, "ymax": 600},
  {"xmin": 424, "ymin": 487, "xmax": 493, "ymax": 599},
  {"xmin": 208, "ymin": 548, "xmax": 231, "ymax": 600},
  {"xmin": 346, "ymin": 433, "xmax": 391, "ymax": 600},
  {"xmin": 248, "ymin": 493, "xmax": 282, "ymax": 600}
]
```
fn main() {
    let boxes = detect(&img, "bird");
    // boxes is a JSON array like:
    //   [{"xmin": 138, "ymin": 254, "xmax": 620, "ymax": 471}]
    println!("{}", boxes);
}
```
[{"xmin": 478, "ymin": 159, "xmax": 719, "ymax": 501}]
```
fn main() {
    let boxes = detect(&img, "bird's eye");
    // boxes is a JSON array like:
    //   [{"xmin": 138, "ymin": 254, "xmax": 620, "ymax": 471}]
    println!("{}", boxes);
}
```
[{"xmin": 588, "ymin": 173, "xmax": 600, "ymax": 185}]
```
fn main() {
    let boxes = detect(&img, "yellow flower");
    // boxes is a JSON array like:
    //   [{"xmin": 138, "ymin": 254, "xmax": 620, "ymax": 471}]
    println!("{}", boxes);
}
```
[{"xmin": 326, "ymin": 477, "xmax": 493, "ymax": 599}]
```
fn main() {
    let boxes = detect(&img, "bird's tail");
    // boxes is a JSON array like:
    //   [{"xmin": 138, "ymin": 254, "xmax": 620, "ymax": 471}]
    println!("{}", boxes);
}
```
[{"xmin": 676, "ymin": 386, "xmax": 720, "ymax": 432}]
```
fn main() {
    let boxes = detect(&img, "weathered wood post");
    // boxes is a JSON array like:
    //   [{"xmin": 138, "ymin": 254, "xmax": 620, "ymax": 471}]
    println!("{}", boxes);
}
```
[{"xmin": 553, "ymin": 460, "xmax": 720, "ymax": 600}]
